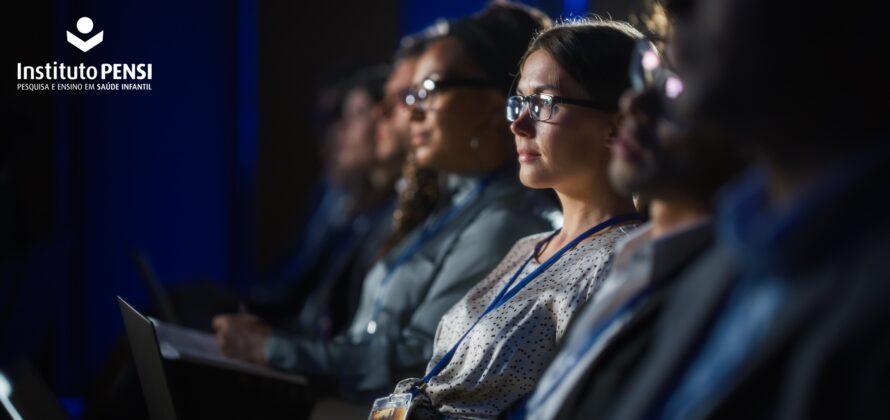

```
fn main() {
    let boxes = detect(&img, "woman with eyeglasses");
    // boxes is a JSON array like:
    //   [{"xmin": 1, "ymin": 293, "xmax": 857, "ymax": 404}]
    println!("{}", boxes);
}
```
[
  {"xmin": 212, "ymin": 3, "xmax": 558, "ymax": 405},
  {"xmin": 381, "ymin": 20, "xmax": 645, "ymax": 419}
]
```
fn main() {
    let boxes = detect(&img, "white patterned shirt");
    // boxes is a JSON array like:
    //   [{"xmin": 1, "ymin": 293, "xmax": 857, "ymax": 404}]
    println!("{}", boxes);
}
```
[{"xmin": 411, "ymin": 225, "xmax": 639, "ymax": 419}]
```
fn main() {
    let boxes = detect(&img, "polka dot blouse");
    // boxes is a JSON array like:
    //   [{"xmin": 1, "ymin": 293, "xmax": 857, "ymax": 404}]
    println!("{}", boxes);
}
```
[{"xmin": 412, "ymin": 224, "xmax": 638, "ymax": 418}]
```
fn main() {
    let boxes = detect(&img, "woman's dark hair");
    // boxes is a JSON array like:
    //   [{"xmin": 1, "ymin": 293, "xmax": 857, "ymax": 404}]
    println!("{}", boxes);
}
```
[
  {"xmin": 438, "ymin": 2, "xmax": 552, "ymax": 96},
  {"xmin": 395, "ymin": 28, "xmax": 433, "ymax": 63},
  {"xmin": 377, "ymin": 3, "xmax": 551, "ymax": 258},
  {"xmin": 520, "ymin": 19, "xmax": 643, "ymax": 110},
  {"xmin": 377, "ymin": 153, "xmax": 441, "ymax": 258},
  {"xmin": 631, "ymin": 0, "xmax": 694, "ymax": 51}
]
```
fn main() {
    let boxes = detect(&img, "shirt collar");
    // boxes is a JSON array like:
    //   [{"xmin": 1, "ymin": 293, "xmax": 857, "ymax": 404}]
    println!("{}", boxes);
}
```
[{"xmin": 610, "ymin": 218, "xmax": 713, "ymax": 288}]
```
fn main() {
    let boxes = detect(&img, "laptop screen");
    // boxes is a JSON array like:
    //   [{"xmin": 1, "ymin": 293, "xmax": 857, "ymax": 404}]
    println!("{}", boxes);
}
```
[{"xmin": 118, "ymin": 297, "xmax": 178, "ymax": 420}]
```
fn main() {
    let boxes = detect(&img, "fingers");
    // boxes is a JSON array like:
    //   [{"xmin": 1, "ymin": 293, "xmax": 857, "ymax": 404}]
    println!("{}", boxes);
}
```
[
  {"xmin": 211, "ymin": 314, "xmax": 227, "ymax": 331},
  {"xmin": 209, "ymin": 312, "xmax": 271, "ymax": 365},
  {"xmin": 212, "ymin": 313, "xmax": 256, "ymax": 333},
  {"xmin": 212, "ymin": 317, "xmax": 227, "ymax": 351}
]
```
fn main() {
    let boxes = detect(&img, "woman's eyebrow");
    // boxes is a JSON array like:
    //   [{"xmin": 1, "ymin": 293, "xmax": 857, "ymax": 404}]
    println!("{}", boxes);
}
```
[
  {"xmin": 516, "ymin": 83, "xmax": 559, "ymax": 96},
  {"xmin": 532, "ymin": 84, "xmax": 559, "ymax": 93}
]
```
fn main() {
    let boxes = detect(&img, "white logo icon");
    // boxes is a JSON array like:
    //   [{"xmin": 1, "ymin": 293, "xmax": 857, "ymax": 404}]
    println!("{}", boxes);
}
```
[{"xmin": 66, "ymin": 17, "xmax": 103, "ymax": 52}]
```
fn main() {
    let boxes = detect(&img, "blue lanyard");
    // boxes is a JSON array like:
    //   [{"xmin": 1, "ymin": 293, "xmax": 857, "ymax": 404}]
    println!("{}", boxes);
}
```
[
  {"xmin": 412, "ymin": 213, "xmax": 643, "ymax": 395},
  {"xmin": 515, "ymin": 284, "xmax": 655, "ymax": 418},
  {"xmin": 365, "ymin": 172, "xmax": 499, "ymax": 335}
]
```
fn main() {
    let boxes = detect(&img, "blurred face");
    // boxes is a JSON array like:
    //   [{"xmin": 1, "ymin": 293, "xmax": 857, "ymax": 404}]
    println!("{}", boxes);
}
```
[
  {"xmin": 511, "ymin": 49, "xmax": 619, "ymax": 195},
  {"xmin": 609, "ymin": 85, "xmax": 688, "ymax": 196},
  {"xmin": 332, "ymin": 88, "xmax": 377, "ymax": 178},
  {"xmin": 408, "ymin": 38, "xmax": 505, "ymax": 172},
  {"xmin": 609, "ymin": 36, "xmax": 687, "ymax": 196},
  {"xmin": 610, "ymin": 22, "xmax": 742, "ymax": 199},
  {"xmin": 374, "ymin": 58, "xmax": 416, "ymax": 162}
]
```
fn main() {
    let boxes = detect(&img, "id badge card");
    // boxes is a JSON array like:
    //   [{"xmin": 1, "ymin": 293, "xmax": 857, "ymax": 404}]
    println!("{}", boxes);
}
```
[{"xmin": 368, "ymin": 393, "xmax": 413, "ymax": 420}]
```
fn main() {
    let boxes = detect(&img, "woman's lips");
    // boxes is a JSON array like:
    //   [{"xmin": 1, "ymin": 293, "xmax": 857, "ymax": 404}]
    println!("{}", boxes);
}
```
[{"xmin": 517, "ymin": 149, "xmax": 542, "ymax": 163}]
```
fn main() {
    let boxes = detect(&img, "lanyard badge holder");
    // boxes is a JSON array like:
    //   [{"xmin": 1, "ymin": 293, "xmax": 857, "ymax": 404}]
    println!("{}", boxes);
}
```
[
  {"xmin": 368, "ymin": 213, "xmax": 642, "ymax": 419},
  {"xmin": 369, "ymin": 393, "xmax": 413, "ymax": 420}
]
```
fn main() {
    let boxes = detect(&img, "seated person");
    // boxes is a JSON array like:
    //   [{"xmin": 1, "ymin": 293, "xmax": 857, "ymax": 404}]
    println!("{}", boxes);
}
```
[
  {"xmin": 294, "ymin": 47, "xmax": 427, "ymax": 339},
  {"xmin": 386, "ymin": 19, "xmax": 646, "ymax": 419},
  {"xmin": 537, "ymin": 0, "xmax": 890, "ymax": 419},
  {"xmin": 249, "ymin": 65, "xmax": 398, "ymax": 336},
  {"xmin": 213, "ymin": 2, "xmax": 557, "ymax": 400},
  {"xmin": 517, "ymin": 1, "xmax": 745, "ymax": 418}
]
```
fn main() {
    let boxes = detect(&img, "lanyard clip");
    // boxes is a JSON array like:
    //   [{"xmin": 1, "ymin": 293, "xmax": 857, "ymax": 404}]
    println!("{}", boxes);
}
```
[{"xmin": 409, "ymin": 380, "xmax": 428, "ymax": 399}]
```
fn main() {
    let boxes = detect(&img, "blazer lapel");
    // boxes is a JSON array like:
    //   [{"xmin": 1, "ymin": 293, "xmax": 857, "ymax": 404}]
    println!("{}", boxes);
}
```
[{"xmin": 611, "ymin": 246, "xmax": 739, "ymax": 420}]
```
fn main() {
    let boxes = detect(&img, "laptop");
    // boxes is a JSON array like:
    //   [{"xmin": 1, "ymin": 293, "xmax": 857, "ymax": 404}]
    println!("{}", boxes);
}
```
[{"xmin": 118, "ymin": 297, "xmax": 308, "ymax": 420}]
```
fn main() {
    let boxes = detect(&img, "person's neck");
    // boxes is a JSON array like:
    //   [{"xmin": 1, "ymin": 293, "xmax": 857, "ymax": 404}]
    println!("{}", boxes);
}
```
[
  {"xmin": 370, "ymin": 161, "xmax": 402, "ymax": 192},
  {"xmin": 534, "ymin": 186, "xmax": 635, "ymax": 262},
  {"xmin": 649, "ymin": 197, "xmax": 710, "ymax": 239},
  {"xmin": 556, "ymin": 188, "xmax": 637, "ymax": 242}
]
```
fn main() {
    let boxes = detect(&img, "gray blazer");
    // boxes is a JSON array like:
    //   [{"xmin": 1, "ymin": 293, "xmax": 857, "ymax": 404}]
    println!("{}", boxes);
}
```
[{"xmin": 265, "ymin": 169, "xmax": 557, "ymax": 398}]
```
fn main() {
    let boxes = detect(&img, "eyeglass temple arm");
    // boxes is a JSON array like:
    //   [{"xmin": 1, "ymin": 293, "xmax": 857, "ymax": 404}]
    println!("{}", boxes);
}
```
[{"xmin": 554, "ymin": 97, "xmax": 618, "ymax": 112}]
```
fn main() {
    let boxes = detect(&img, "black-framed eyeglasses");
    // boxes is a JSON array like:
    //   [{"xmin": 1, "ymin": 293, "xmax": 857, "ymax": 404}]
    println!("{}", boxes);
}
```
[
  {"xmin": 506, "ymin": 93, "xmax": 617, "ymax": 122},
  {"xmin": 403, "ymin": 77, "xmax": 495, "ymax": 111},
  {"xmin": 629, "ymin": 39, "xmax": 684, "ymax": 99}
]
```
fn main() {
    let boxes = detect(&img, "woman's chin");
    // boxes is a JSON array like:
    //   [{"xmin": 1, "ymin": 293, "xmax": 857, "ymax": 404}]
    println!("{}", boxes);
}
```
[
  {"xmin": 518, "ymin": 168, "xmax": 553, "ymax": 190},
  {"xmin": 413, "ymin": 147, "xmax": 436, "ymax": 169}
]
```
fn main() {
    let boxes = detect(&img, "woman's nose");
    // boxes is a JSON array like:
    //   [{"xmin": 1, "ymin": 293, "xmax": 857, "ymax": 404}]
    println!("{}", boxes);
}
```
[{"xmin": 510, "ymin": 106, "xmax": 535, "ymax": 138}]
